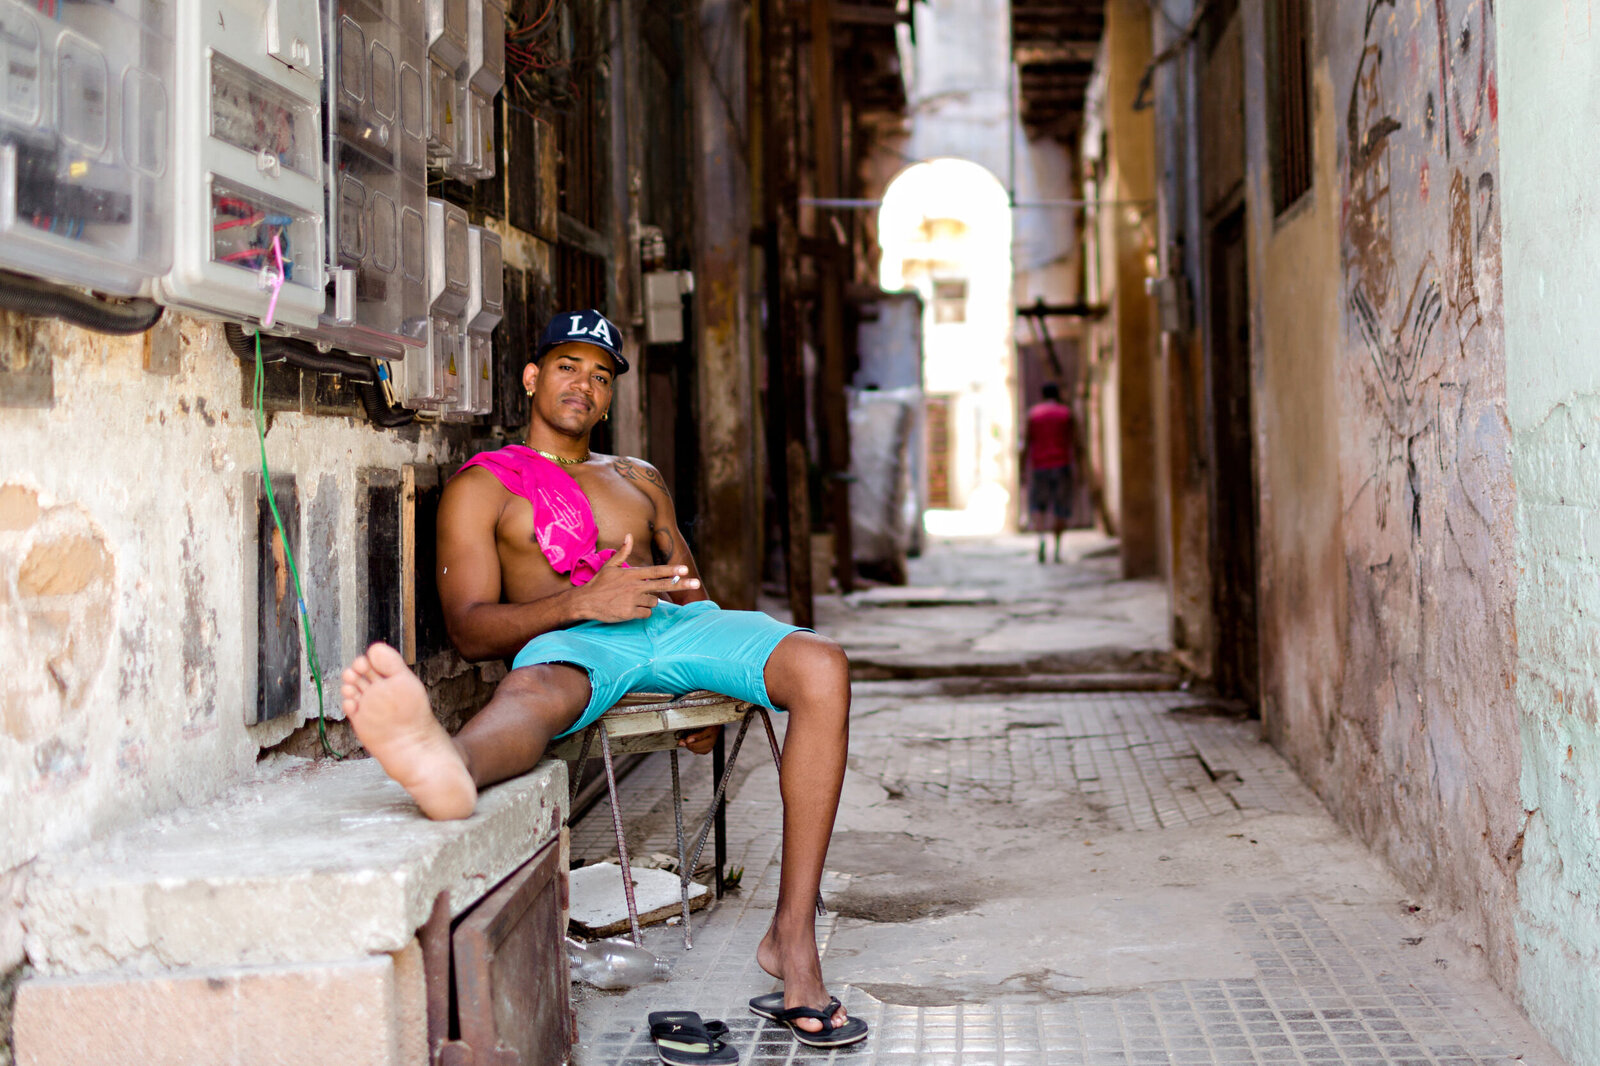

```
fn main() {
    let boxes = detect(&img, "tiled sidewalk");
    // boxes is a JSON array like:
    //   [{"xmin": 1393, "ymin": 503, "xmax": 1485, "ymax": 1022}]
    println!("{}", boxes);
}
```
[{"xmin": 565, "ymin": 692, "xmax": 1565, "ymax": 1066}]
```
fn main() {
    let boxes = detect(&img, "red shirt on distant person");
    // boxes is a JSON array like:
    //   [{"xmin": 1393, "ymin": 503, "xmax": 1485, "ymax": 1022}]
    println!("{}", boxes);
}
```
[{"xmin": 1025, "ymin": 397, "xmax": 1074, "ymax": 471}]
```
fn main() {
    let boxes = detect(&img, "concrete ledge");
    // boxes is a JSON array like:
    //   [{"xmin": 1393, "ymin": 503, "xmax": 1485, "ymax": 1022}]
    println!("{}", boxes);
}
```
[
  {"xmin": 13, "ymin": 945, "xmax": 426, "ymax": 1066},
  {"xmin": 23, "ymin": 756, "xmax": 567, "ymax": 976},
  {"xmin": 849, "ymin": 646, "xmax": 1174, "ymax": 680},
  {"xmin": 850, "ymin": 672, "xmax": 1183, "ymax": 697}
]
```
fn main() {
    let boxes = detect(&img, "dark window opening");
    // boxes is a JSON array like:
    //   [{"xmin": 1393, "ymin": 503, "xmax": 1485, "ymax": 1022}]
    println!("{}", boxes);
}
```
[
  {"xmin": 554, "ymin": 1, "xmax": 605, "ymax": 232},
  {"xmin": 932, "ymin": 279, "xmax": 968, "ymax": 324},
  {"xmin": 1267, "ymin": 0, "xmax": 1312, "ymax": 215}
]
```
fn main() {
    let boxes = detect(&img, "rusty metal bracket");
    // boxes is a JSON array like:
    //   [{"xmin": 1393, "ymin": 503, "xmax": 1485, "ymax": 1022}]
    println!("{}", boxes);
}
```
[{"xmin": 420, "ymin": 890, "xmax": 453, "ymax": 1065}]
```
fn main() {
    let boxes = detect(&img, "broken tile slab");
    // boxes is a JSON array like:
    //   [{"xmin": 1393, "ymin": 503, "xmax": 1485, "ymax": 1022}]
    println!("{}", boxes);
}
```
[
  {"xmin": 567, "ymin": 862, "xmax": 708, "ymax": 939},
  {"xmin": 23, "ymin": 756, "xmax": 567, "ymax": 975}
]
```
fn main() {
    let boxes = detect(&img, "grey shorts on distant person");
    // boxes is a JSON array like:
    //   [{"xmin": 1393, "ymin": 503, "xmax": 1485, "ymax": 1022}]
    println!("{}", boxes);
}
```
[{"xmin": 1028, "ymin": 465, "xmax": 1073, "ymax": 521}]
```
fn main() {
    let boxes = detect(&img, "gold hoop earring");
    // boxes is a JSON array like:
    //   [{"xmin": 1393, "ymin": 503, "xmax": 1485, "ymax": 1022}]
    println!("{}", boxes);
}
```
[{"xmin": 602, "ymin": 411, "xmax": 610, "ymax": 421}]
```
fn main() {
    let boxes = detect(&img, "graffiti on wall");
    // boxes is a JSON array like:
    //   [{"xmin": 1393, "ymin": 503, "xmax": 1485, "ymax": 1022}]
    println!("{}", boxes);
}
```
[
  {"xmin": 1343, "ymin": 0, "xmax": 1502, "ymax": 532},
  {"xmin": 1334, "ymin": 0, "xmax": 1517, "ymax": 909}
]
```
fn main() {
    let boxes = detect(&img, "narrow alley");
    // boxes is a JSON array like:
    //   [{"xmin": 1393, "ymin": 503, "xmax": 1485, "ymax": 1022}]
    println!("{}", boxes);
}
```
[
  {"xmin": 4, "ymin": 0, "xmax": 1600, "ymax": 1064},
  {"xmin": 566, "ymin": 536, "xmax": 1565, "ymax": 1066}
]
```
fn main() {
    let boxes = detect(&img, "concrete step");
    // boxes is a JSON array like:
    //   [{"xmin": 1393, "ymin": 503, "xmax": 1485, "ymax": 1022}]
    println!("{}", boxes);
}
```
[
  {"xmin": 850, "ymin": 671, "xmax": 1182, "ymax": 698},
  {"xmin": 849, "ymin": 646, "xmax": 1173, "ymax": 681}
]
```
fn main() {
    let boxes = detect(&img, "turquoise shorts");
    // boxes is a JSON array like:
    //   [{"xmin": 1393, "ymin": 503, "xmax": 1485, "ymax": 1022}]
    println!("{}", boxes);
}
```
[{"xmin": 511, "ymin": 600, "xmax": 805, "ymax": 738}]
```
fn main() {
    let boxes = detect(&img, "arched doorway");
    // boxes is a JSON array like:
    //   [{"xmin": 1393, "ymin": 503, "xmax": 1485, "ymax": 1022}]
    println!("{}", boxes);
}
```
[{"xmin": 877, "ymin": 159, "xmax": 1015, "ymax": 537}]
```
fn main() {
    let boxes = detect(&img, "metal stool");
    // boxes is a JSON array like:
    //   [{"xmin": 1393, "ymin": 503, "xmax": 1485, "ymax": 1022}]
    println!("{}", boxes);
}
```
[{"xmin": 547, "ymin": 691, "xmax": 793, "ymax": 948}]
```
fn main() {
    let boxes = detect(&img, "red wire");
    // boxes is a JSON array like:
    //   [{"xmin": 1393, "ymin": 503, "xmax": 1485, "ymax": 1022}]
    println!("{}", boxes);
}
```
[{"xmin": 214, "ymin": 213, "xmax": 264, "ymax": 232}]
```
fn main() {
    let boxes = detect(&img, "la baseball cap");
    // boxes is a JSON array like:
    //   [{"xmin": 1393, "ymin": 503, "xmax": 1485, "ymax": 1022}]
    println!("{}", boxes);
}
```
[{"xmin": 535, "ymin": 309, "xmax": 629, "ymax": 375}]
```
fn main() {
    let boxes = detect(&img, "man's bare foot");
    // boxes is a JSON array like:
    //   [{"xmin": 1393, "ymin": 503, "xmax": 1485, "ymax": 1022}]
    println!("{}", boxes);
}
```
[
  {"xmin": 341, "ymin": 642, "xmax": 477, "ymax": 820},
  {"xmin": 757, "ymin": 924, "xmax": 848, "ymax": 1032}
]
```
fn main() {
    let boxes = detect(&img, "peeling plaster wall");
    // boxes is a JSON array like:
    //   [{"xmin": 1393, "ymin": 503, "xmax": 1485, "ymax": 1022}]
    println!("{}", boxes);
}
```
[
  {"xmin": 0, "ymin": 313, "xmax": 472, "ymax": 983},
  {"xmin": 1242, "ymin": 38, "xmax": 1345, "ymax": 770},
  {"xmin": 1241, "ymin": 0, "xmax": 1522, "ymax": 987},
  {"xmin": 1497, "ymin": 5, "xmax": 1600, "ymax": 1063}
]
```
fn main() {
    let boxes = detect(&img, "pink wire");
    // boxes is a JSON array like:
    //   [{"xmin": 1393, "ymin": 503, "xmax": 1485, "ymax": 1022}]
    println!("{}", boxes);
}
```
[{"xmin": 261, "ymin": 233, "xmax": 285, "ymax": 328}]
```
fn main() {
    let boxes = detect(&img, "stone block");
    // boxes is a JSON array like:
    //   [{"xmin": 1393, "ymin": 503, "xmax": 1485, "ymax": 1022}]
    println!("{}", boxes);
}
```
[
  {"xmin": 24, "ymin": 757, "xmax": 567, "ymax": 975},
  {"xmin": 13, "ymin": 952, "xmax": 424, "ymax": 1066}
]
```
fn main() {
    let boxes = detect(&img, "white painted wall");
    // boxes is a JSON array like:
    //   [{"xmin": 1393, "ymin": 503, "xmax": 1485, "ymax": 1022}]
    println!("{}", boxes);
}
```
[{"xmin": 1497, "ymin": 6, "xmax": 1600, "ymax": 1064}]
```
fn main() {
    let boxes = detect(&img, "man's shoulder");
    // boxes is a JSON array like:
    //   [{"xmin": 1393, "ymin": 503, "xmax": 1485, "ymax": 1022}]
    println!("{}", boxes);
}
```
[
  {"xmin": 604, "ymin": 454, "xmax": 671, "ymax": 494},
  {"xmin": 444, "ymin": 457, "xmax": 517, "ymax": 505}
]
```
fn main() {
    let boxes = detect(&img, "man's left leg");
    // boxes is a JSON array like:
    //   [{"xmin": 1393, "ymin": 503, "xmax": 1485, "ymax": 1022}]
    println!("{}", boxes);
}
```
[
  {"xmin": 1051, "ymin": 466, "xmax": 1072, "ymax": 562},
  {"xmin": 754, "ymin": 631, "xmax": 854, "ymax": 1033}
]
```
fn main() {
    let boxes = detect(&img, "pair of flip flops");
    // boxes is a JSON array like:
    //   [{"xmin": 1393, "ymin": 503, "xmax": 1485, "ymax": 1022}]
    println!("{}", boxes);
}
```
[
  {"xmin": 648, "ymin": 1012, "xmax": 738, "ymax": 1066},
  {"xmin": 647, "ymin": 997, "xmax": 869, "ymax": 1062},
  {"xmin": 748, "ymin": 992, "xmax": 871, "ymax": 1049}
]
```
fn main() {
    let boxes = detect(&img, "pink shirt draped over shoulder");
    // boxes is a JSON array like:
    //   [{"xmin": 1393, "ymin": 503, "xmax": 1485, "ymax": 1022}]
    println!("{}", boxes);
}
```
[{"xmin": 456, "ymin": 444, "xmax": 625, "ymax": 587}]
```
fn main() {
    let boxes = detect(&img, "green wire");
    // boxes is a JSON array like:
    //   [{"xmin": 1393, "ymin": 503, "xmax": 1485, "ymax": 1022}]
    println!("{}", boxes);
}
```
[{"xmin": 254, "ymin": 331, "xmax": 341, "ymax": 758}]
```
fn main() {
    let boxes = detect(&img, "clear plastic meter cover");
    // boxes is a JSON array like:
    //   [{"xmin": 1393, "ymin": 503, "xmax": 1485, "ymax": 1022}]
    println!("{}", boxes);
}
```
[
  {"xmin": 312, "ymin": 0, "xmax": 428, "ymax": 355},
  {"xmin": 435, "ymin": 199, "xmax": 468, "ymax": 307},
  {"xmin": 209, "ymin": 52, "xmax": 318, "ymax": 176},
  {"xmin": 480, "ymin": 231, "xmax": 502, "ymax": 315},
  {"xmin": 0, "ymin": 0, "xmax": 176, "ymax": 292}
]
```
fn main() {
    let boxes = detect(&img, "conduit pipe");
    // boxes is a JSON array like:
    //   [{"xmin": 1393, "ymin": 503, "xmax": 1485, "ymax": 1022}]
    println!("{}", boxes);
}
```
[
  {"xmin": 223, "ymin": 323, "xmax": 415, "ymax": 428},
  {"xmin": 0, "ymin": 270, "xmax": 163, "ymax": 334}
]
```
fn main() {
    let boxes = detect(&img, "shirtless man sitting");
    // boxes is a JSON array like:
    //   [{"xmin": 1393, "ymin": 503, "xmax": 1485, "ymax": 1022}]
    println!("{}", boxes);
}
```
[{"xmin": 339, "ymin": 309, "xmax": 864, "ymax": 1048}]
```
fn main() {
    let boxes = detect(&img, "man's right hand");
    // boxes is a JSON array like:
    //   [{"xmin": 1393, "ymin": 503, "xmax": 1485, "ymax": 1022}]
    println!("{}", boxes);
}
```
[{"xmin": 573, "ymin": 534, "xmax": 701, "ymax": 622}]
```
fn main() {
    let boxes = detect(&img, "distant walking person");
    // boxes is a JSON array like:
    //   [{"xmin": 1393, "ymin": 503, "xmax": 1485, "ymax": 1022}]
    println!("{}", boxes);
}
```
[{"xmin": 1023, "ymin": 382, "xmax": 1075, "ymax": 563}]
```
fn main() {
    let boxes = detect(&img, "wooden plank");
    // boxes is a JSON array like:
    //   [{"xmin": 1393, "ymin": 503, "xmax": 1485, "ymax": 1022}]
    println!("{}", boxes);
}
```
[
  {"xmin": 400, "ymin": 465, "xmax": 417, "ymax": 664},
  {"xmin": 810, "ymin": 0, "xmax": 855, "ymax": 594},
  {"xmin": 544, "ymin": 696, "xmax": 755, "ymax": 761},
  {"xmin": 255, "ymin": 474, "xmax": 301, "ymax": 724},
  {"xmin": 761, "ymin": 0, "xmax": 815, "ymax": 629}
]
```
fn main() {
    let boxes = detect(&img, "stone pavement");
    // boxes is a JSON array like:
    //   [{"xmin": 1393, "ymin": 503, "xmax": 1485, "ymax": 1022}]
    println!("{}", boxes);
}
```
[
  {"xmin": 818, "ymin": 532, "xmax": 1171, "ymax": 680},
  {"xmin": 563, "ymin": 535, "xmax": 1567, "ymax": 1066}
]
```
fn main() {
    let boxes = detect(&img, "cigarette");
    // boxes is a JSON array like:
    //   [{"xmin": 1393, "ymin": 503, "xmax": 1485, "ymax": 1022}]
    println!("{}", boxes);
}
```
[{"xmin": 671, "ymin": 575, "xmax": 681, "ymax": 585}]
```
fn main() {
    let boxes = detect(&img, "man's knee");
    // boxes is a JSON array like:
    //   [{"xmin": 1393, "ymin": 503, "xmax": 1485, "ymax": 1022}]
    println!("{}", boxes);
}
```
[
  {"xmin": 767, "ymin": 632, "xmax": 850, "ymax": 709},
  {"xmin": 498, "ymin": 661, "xmax": 592, "ymax": 709}
]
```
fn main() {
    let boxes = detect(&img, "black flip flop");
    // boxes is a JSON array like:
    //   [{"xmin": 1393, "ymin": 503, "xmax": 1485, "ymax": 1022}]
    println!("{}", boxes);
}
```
[
  {"xmin": 647, "ymin": 1011, "xmax": 739, "ymax": 1066},
  {"xmin": 748, "ymin": 993, "xmax": 870, "ymax": 1049}
]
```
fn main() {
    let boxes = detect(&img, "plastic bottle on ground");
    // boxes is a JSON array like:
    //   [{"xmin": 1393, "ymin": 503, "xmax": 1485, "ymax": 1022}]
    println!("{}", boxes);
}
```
[{"xmin": 565, "ymin": 936, "xmax": 671, "ymax": 989}]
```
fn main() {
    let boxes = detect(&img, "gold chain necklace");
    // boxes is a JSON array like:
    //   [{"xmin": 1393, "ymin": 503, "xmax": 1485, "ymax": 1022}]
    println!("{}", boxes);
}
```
[{"xmin": 529, "ymin": 446, "xmax": 589, "ymax": 466}]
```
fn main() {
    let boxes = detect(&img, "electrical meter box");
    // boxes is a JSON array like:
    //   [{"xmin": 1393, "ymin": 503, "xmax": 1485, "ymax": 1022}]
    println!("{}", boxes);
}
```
[
  {"xmin": 423, "ymin": 0, "xmax": 465, "ymax": 169},
  {"xmin": 444, "ymin": 0, "xmax": 499, "ymax": 181},
  {"xmin": 300, "ymin": 0, "xmax": 428, "ymax": 358},
  {"xmin": 643, "ymin": 270, "xmax": 694, "ymax": 345},
  {"xmin": 424, "ymin": 0, "xmax": 466, "ymax": 73},
  {"xmin": 425, "ymin": 55, "xmax": 456, "ymax": 166},
  {"xmin": 0, "ymin": 0, "xmax": 176, "ymax": 295},
  {"xmin": 445, "ymin": 83, "xmax": 480, "ymax": 178},
  {"xmin": 155, "ymin": 0, "xmax": 326, "ymax": 329},
  {"xmin": 394, "ymin": 196, "xmax": 465, "ymax": 408},
  {"xmin": 443, "ymin": 222, "xmax": 497, "ymax": 420},
  {"xmin": 465, "ymin": 0, "xmax": 503, "ymax": 98}
]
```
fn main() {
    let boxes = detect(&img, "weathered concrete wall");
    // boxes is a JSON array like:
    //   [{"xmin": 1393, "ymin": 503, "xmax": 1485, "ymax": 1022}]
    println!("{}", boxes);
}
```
[
  {"xmin": 1238, "ymin": 13, "xmax": 1346, "ymax": 767},
  {"xmin": 0, "ymin": 311, "xmax": 485, "ymax": 1040},
  {"xmin": 1104, "ymin": 0, "xmax": 1159, "ymax": 578},
  {"xmin": 1497, "ymin": 6, "xmax": 1600, "ymax": 1062},
  {"xmin": 905, "ymin": 0, "xmax": 1012, "ymax": 184},
  {"xmin": 1241, "ymin": 0, "xmax": 1522, "ymax": 986}
]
